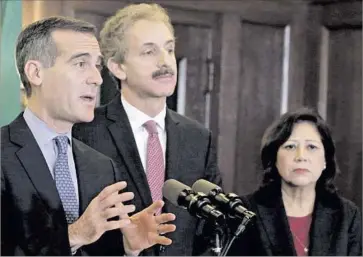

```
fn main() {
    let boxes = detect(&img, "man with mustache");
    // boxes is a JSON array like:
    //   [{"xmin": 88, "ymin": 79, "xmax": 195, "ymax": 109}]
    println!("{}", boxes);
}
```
[
  {"xmin": 73, "ymin": 3, "xmax": 222, "ymax": 256},
  {"xmin": 1, "ymin": 16, "xmax": 176, "ymax": 256}
]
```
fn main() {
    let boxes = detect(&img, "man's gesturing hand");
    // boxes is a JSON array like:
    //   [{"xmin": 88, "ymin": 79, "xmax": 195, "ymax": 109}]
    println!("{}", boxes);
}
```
[
  {"xmin": 121, "ymin": 200, "xmax": 176, "ymax": 255},
  {"xmin": 68, "ymin": 181, "xmax": 135, "ymax": 250}
]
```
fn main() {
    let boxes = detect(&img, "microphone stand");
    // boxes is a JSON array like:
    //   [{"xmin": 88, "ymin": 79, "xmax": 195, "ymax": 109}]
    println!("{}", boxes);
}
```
[
  {"xmin": 219, "ymin": 210, "xmax": 255, "ymax": 256},
  {"xmin": 210, "ymin": 226, "xmax": 225, "ymax": 256}
]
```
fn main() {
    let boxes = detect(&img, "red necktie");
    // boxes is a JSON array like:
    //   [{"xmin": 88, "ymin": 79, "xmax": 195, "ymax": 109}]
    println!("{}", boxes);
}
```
[{"xmin": 144, "ymin": 120, "xmax": 165, "ymax": 206}]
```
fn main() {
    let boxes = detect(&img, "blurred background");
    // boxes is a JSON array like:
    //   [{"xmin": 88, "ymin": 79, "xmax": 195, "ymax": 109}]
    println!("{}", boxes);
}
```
[{"xmin": 1, "ymin": 0, "xmax": 362, "ymax": 209}]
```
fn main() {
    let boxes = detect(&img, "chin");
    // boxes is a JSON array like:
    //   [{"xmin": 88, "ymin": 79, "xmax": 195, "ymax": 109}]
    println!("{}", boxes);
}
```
[
  {"xmin": 147, "ymin": 91, "xmax": 173, "ymax": 98},
  {"xmin": 289, "ymin": 179, "xmax": 314, "ymax": 188},
  {"xmin": 78, "ymin": 113, "xmax": 94, "ymax": 123},
  {"xmin": 163, "ymin": 91, "xmax": 175, "ymax": 97},
  {"xmin": 151, "ymin": 82, "xmax": 176, "ymax": 94},
  {"xmin": 158, "ymin": 87, "xmax": 176, "ymax": 97}
]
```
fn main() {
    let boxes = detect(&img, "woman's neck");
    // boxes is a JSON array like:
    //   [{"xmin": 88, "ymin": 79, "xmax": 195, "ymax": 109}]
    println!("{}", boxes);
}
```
[{"xmin": 281, "ymin": 182, "xmax": 316, "ymax": 217}]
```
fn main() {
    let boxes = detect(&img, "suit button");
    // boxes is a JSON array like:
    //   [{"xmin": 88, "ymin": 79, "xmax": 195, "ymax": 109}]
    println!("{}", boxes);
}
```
[{"xmin": 159, "ymin": 245, "xmax": 166, "ymax": 253}]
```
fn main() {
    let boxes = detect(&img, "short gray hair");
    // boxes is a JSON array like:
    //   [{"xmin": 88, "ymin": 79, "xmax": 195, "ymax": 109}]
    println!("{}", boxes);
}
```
[
  {"xmin": 16, "ymin": 16, "xmax": 97, "ymax": 97},
  {"xmin": 100, "ymin": 3, "xmax": 174, "ymax": 65}
]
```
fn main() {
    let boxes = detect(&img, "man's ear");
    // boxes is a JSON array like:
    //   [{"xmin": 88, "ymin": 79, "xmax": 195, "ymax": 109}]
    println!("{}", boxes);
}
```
[
  {"xmin": 107, "ymin": 58, "xmax": 126, "ymax": 81},
  {"xmin": 24, "ymin": 60, "xmax": 44, "ymax": 87}
]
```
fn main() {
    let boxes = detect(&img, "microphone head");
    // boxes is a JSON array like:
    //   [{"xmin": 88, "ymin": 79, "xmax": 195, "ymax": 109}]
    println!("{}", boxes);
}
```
[
  {"xmin": 192, "ymin": 179, "xmax": 220, "ymax": 195},
  {"xmin": 162, "ymin": 179, "xmax": 192, "ymax": 206}
]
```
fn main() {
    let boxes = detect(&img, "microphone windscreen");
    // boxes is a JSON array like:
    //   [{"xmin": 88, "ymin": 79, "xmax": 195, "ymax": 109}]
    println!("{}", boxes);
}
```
[
  {"xmin": 192, "ymin": 179, "xmax": 219, "ymax": 194},
  {"xmin": 162, "ymin": 179, "xmax": 192, "ymax": 206}
]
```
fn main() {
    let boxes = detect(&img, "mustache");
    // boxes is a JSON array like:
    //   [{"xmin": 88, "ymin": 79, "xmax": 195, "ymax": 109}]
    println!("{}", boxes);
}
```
[{"xmin": 152, "ymin": 67, "xmax": 175, "ymax": 78}]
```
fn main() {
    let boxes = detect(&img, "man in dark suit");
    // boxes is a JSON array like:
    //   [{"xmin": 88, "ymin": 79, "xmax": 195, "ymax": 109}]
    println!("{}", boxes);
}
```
[
  {"xmin": 73, "ymin": 3, "xmax": 222, "ymax": 256},
  {"xmin": 1, "ymin": 16, "xmax": 176, "ymax": 256}
]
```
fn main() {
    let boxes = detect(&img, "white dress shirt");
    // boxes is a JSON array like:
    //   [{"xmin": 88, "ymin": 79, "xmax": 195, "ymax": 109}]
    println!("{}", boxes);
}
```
[{"xmin": 121, "ymin": 95, "xmax": 167, "ymax": 171}]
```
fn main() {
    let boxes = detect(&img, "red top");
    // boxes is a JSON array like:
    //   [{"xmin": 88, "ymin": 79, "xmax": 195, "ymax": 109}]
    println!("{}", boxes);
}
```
[{"xmin": 287, "ymin": 214, "xmax": 312, "ymax": 256}]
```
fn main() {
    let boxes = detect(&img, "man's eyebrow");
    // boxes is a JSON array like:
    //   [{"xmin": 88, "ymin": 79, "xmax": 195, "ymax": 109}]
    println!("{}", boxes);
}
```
[
  {"xmin": 141, "ymin": 42, "xmax": 156, "ymax": 48},
  {"xmin": 141, "ymin": 40, "xmax": 175, "ymax": 48},
  {"xmin": 164, "ymin": 39, "xmax": 175, "ymax": 46},
  {"xmin": 67, "ymin": 53, "xmax": 104, "ymax": 64},
  {"xmin": 67, "ymin": 53, "xmax": 91, "ymax": 62}
]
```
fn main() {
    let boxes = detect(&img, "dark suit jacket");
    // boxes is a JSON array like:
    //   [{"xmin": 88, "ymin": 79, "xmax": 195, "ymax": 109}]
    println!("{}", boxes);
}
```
[
  {"xmin": 228, "ymin": 184, "xmax": 362, "ymax": 256},
  {"xmin": 73, "ymin": 94, "xmax": 222, "ymax": 256},
  {"xmin": 1, "ymin": 114, "xmax": 126, "ymax": 256}
]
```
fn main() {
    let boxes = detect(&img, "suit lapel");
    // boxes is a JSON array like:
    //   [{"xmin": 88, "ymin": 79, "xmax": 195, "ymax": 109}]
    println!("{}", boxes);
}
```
[
  {"xmin": 72, "ymin": 139, "xmax": 96, "ymax": 214},
  {"xmin": 164, "ymin": 110, "xmax": 181, "ymax": 181},
  {"xmin": 105, "ymin": 97, "xmax": 184, "ymax": 210},
  {"xmin": 162, "ymin": 111, "xmax": 185, "ymax": 244},
  {"xmin": 10, "ymin": 115, "xmax": 63, "ymax": 212},
  {"xmin": 106, "ymin": 97, "xmax": 152, "ymax": 207},
  {"xmin": 254, "ymin": 186, "xmax": 296, "ymax": 256},
  {"xmin": 308, "ymin": 193, "xmax": 338, "ymax": 255}
]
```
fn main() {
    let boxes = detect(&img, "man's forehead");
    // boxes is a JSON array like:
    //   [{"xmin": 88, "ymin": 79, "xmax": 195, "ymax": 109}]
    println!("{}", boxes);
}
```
[
  {"xmin": 126, "ymin": 20, "xmax": 174, "ymax": 45},
  {"xmin": 51, "ymin": 29, "xmax": 101, "ymax": 54}
]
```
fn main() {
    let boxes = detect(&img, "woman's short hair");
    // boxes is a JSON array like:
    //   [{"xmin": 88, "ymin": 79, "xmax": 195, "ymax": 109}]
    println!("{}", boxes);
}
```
[{"xmin": 260, "ymin": 107, "xmax": 339, "ymax": 193}]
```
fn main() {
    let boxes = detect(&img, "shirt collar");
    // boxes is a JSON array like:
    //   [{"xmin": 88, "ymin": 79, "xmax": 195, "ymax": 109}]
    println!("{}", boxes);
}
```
[
  {"xmin": 23, "ymin": 107, "xmax": 72, "ymax": 147},
  {"xmin": 121, "ymin": 95, "xmax": 166, "ymax": 131}
]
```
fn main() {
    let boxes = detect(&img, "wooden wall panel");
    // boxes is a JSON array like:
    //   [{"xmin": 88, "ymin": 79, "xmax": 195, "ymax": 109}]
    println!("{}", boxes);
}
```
[
  {"xmin": 174, "ymin": 24, "xmax": 212, "ymax": 124},
  {"xmin": 234, "ymin": 22, "xmax": 285, "ymax": 195},
  {"xmin": 325, "ymin": 28, "xmax": 362, "ymax": 209},
  {"xmin": 216, "ymin": 14, "xmax": 242, "ymax": 192}
]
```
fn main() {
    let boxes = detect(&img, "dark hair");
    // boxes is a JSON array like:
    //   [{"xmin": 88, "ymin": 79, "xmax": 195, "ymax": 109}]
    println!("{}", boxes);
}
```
[
  {"xmin": 16, "ymin": 16, "xmax": 97, "ymax": 97},
  {"xmin": 260, "ymin": 107, "xmax": 339, "ymax": 193}
]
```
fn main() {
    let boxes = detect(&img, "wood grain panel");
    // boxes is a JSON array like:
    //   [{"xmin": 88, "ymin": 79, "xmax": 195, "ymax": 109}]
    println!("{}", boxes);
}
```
[
  {"xmin": 326, "ymin": 28, "xmax": 362, "ymax": 209},
  {"xmin": 216, "ymin": 14, "xmax": 242, "ymax": 192},
  {"xmin": 173, "ymin": 24, "xmax": 211, "ymax": 124},
  {"xmin": 234, "ymin": 22, "xmax": 285, "ymax": 195}
]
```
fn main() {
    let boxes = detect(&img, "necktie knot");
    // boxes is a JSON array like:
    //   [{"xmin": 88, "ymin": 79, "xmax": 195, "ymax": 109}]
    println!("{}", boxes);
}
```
[
  {"xmin": 55, "ymin": 136, "xmax": 69, "ymax": 154},
  {"xmin": 144, "ymin": 120, "xmax": 158, "ymax": 135}
]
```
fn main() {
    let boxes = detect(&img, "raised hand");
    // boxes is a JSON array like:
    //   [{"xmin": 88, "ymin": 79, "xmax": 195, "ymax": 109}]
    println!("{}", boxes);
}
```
[
  {"xmin": 121, "ymin": 200, "xmax": 176, "ymax": 255},
  {"xmin": 68, "ymin": 181, "xmax": 135, "ymax": 250}
]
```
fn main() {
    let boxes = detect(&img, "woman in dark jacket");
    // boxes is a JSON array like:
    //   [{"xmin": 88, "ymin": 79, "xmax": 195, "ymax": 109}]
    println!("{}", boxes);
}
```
[{"xmin": 229, "ymin": 107, "xmax": 361, "ymax": 256}]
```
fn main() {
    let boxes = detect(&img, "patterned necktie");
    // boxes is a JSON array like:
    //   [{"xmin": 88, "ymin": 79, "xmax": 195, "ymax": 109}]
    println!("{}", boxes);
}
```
[
  {"xmin": 54, "ymin": 136, "xmax": 79, "ymax": 224},
  {"xmin": 144, "ymin": 120, "xmax": 165, "ymax": 205}
]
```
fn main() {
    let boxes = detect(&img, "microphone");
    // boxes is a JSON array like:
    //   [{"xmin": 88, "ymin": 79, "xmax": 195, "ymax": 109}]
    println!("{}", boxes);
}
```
[
  {"xmin": 192, "ymin": 179, "xmax": 255, "ymax": 221},
  {"xmin": 162, "ymin": 179, "xmax": 226, "ymax": 225}
]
